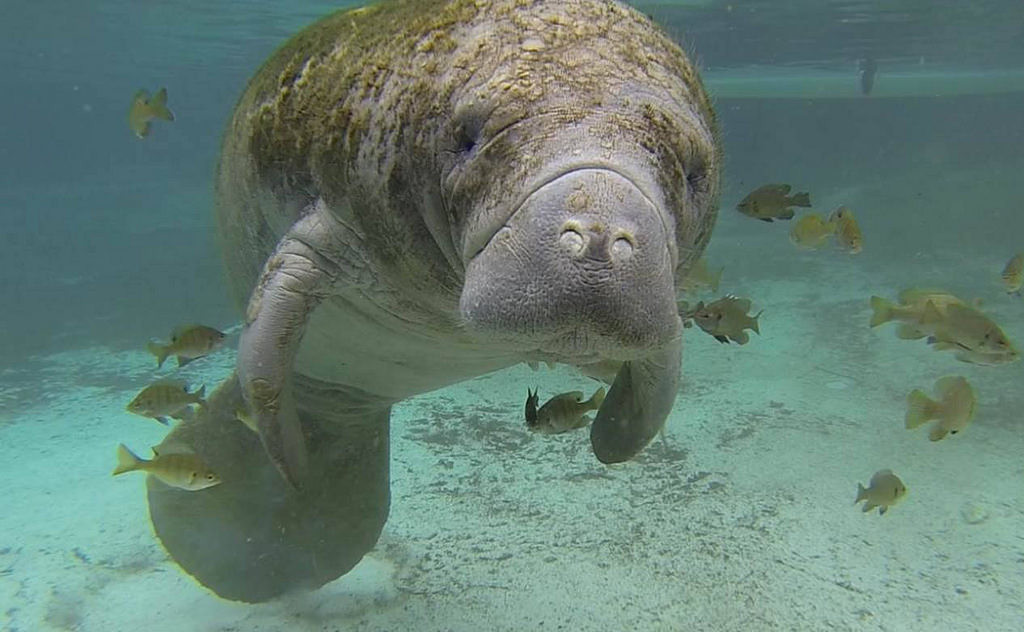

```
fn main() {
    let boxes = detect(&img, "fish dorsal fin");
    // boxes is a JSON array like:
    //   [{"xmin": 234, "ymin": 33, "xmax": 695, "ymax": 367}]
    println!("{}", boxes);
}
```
[
  {"xmin": 898, "ymin": 288, "xmax": 951, "ymax": 305},
  {"xmin": 934, "ymin": 375, "xmax": 966, "ymax": 398},
  {"xmin": 153, "ymin": 442, "xmax": 194, "ymax": 456},
  {"xmin": 920, "ymin": 300, "xmax": 943, "ymax": 324},
  {"xmin": 171, "ymin": 323, "xmax": 201, "ymax": 338},
  {"xmin": 153, "ymin": 378, "xmax": 188, "ymax": 389}
]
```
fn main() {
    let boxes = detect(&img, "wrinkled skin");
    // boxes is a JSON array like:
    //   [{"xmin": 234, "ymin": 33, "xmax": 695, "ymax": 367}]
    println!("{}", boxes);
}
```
[{"xmin": 150, "ymin": 0, "xmax": 719, "ymax": 602}]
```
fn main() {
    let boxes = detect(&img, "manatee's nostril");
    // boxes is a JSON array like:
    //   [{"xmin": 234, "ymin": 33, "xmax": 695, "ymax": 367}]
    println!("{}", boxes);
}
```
[
  {"xmin": 560, "ymin": 228, "xmax": 585, "ymax": 256},
  {"xmin": 611, "ymin": 236, "xmax": 634, "ymax": 260}
]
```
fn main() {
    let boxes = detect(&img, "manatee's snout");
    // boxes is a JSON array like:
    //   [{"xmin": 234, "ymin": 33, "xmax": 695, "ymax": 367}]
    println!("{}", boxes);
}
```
[{"xmin": 461, "ymin": 168, "xmax": 680, "ymax": 357}]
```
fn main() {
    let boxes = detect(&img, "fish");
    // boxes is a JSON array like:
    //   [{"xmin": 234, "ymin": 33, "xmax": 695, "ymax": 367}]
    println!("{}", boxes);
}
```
[
  {"xmin": 126, "ymin": 380, "xmax": 206, "ymax": 425},
  {"xmin": 859, "ymin": 57, "xmax": 878, "ymax": 96},
  {"xmin": 686, "ymin": 295, "xmax": 762, "ymax": 345},
  {"xmin": 920, "ymin": 301, "xmax": 1018, "ymax": 365},
  {"xmin": 855, "ymin": 469, "xmax": 906, "ymax": 515},
  {"xmin": 128, "ymin": 87, "xmax": 175, "ymax": 139},
  {"xmin": 736, "ymin": 184, "xmax": 811, "ymax": 222},
  {"xmin": 789, "ymin": 213, "xmax": 835, "ymax": 249},
  {"xmin": 525, "ymin": 386, "xmax": 606, "ymax": 434},
  {"xmin": 905, "ymin": 376, "xmax": 976, "ymax": 441},
  {"xmin": 680, "ymin": 257, "xmax": 724, "ymax": 293},
  {"xmin": 147, "ymin": 324, "xmax": 226, "ymax": 368},
  {"xmin": 113, "ymin": 444, "xmax": 221, "ymax": 491},
  {"xmin": 868, "ymin": 289, "xmax": 967, "ymax": 336},
  {"xmin": 829, "ymin": 206, "xmax": 863, "ymax": 254},
  {"xmin": 1001, "ymin": 253, "xmax": 1023, "ymax": 295}
]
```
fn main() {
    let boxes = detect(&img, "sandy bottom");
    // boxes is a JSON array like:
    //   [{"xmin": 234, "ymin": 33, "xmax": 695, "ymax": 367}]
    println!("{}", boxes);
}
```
[{"xmin": 3, "ymin": 171, "xmax": 1024, "ymax": 631}]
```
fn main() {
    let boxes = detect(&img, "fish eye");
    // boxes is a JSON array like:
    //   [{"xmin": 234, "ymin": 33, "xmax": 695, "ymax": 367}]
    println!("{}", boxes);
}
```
[{"xmin": 950, "ymin": 430, "xmax": 958, "ymax": 434}]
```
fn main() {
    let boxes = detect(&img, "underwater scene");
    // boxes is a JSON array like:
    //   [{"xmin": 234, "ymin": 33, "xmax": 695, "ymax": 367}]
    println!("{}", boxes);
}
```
[{"xmin": 2, "ymin": 0, "xmax": 1023, "ymax": 630}]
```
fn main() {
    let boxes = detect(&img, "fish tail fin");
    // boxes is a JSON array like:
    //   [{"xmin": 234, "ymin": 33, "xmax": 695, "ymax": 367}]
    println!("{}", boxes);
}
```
[
  {"xmin": 177, "ymin": 355, "xmax": 195, "ymax": 368},
  {"xmin": 588, "ymin": 386, "xmax": 607, "ymax": 410},
  {"xmin": 147, "ymin": 341, "xmax": 169, "ymax": 368},
  {"xmin": 869, "ymin": 296, "xmax": 893, "ymax": 327},
  {"xmin": 905, "ymin": 389, "xmax": 939, "ymax": 429},
  {"xmin": 855, "ymin": 482, "xmax": 868, "ymax": 504},
  {"xmin": 193, "ymin": 384, "xmax": 207, "ymax": 407},
  {"xmin": 710, "ymin": 267, "xmax": 724, "ymax": 293},
  {"xmin": 751, "ymin": 310, "xmax": 763, "ymax": 334},
  {"xmin": 113, "ymin": 443, "xmax": 142, "ymax": 476},
  {"xmin": 151, "ymin": 87, "xmax": 174, "ymax": 121},
  {"xmin": 792, "ymin": 192, "xmax": 811, "ymax": 207}
]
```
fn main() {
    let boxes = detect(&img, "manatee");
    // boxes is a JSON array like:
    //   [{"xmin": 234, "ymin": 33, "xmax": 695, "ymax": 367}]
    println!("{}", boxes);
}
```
[{"xmin": 147, "ymin": 0, "xmax": 720, "ymax": 602}]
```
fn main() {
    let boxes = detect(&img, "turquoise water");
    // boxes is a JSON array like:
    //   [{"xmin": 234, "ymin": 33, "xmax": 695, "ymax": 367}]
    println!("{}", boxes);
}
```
[{"xmin": 2, "ymin": 1, "xmax": 1023, "ymax": 630}]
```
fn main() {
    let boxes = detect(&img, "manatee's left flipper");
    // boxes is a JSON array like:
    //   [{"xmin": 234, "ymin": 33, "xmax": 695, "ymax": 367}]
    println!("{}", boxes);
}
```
[
  {"xmin": 238, "ymin": 200, "xmax": 366, "ymax": 487},
  {"xmin": 590, "ymin": 330, "xmax": 682, "ymax": 463}
]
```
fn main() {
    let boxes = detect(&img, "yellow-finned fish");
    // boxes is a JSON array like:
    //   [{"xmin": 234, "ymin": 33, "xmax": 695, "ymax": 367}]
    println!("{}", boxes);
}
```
[
  {"xmin": 920, "ymin": 301, "xmax": 1018, "ymax": 365},
  {"xmin": 113, "ymin": 444, "xmax": 221, "ymax": 491},
  {"xmin": 855, "ymin": 469, "xmax": 907, "ymax": 515},
  {"xmin": 869, "ymin": 289, "xmax": 967, "ymax": 337},
  {"xmin": 829, "ymin": 206, "xmax": 863, "ymax": 254},
  {"xmin": 905, "ymin": 375, "xmax": 976, "ymax": 441},
  {"xmin": 789, "ymin": 213, "xmax": 835, "ymax": 249},
  {"xmin": 147, "ymin": 324, "xmax": 226, "ymax": 368},
  {"xmin": 128, "ymin": 87, "xmax": 175, "ymax": 138},
  {"xmin": 126, "ymin": 380, "xmax": 206, "ymax": 425},
  {"xmin": 736, "ymin": 184, "xmax": 811, "ymax": 222},
  {"xmin": 686, "ymin": 295, "xmax": 762, "ymax": 345},
  {"xmin": 1001, "ymin": 253, "xmax": 1023, "ymax": 295},
  {"xmin": 525, "ymin": 387, "xmax": 605, "ymax": 434}
]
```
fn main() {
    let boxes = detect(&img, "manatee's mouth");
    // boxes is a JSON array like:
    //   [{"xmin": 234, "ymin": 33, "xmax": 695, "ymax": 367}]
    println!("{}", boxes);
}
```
[{"xmin": 459, "ymin": 167, "xmax": 680, "ymax": 358}]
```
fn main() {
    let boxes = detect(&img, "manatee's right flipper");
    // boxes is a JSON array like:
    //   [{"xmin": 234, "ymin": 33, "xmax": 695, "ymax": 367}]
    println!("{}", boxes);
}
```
[
  {"xmin": 147, "ymin": 374, "xmax": 390, "ymax": 602},
  {"xmin": 589, "ymin": 331, "xmax": 682, "ymax": 463},
  {"xmin": 238, "ymin": 200, "xmax": 368, "ymax": 487}
]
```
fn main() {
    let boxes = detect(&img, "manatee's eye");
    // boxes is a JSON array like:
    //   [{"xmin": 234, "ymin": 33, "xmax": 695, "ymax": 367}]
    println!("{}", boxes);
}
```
[
  {"xmin": 206, "ymin": 473, "xmax": 217, "ymax": 481},
  {"xmin": 451, "ymin": 102, "xmax": 489, "ymax": 155}
]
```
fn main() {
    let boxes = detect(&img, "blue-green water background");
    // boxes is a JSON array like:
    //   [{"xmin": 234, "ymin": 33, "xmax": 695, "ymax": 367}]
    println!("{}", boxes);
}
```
[
  {"xmin": 1, "ymin": 0, "xmax": 1022, "ymax": 366},
  {"xmin": 1, "ymin": 1, "xmax": 1024, "ymax": 628}
]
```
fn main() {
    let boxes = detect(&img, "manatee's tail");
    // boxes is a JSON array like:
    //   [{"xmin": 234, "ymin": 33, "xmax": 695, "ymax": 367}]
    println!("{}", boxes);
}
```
[
  {"xmin": 113, "ymin": 443, "xmax": 142, "ymax": 476},
  {"xmin": 905, "ymin": 389, "xmax": 940, "ymax": 429},
  {"xmin": 791, "ymin": 192, "xmax": 812, "ymax": 207},
  {"xmin": 869, "ymin": 296, "xmax": 894, "ymax": 327},
  {"xmin": 150, "ymin": 87, "xmax": 175, "ymax": 121},
  {"xmin": 147, "ymin": 341, "xmax": 169, "ymax": 368}
]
